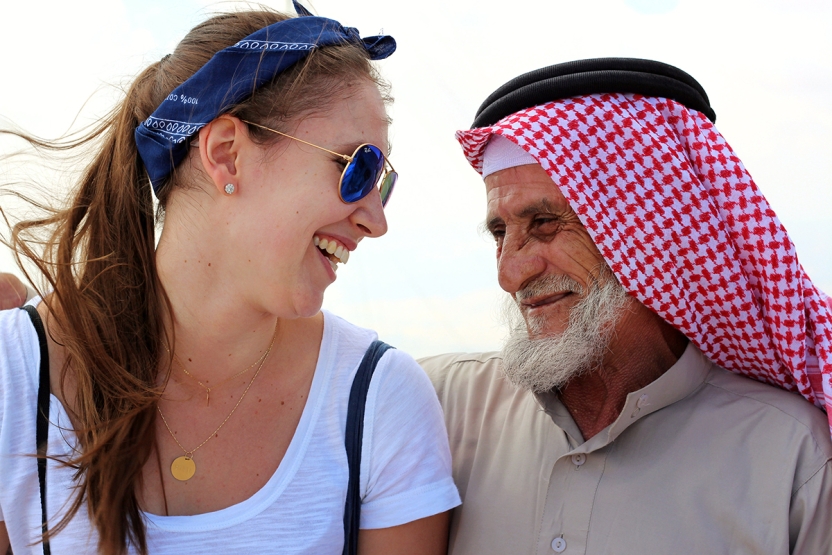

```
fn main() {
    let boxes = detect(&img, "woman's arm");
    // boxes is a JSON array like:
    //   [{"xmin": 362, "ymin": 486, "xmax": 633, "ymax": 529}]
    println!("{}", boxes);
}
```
[
  {"xmin": 0, "ymin": 273, "xmax": 26, "ymax": 310},
  {"xmin": 359, "ymin": 512, "xmax": 450, "ymax": 555},
  {"xmin": 354, "ymin": 349, "xmax": 459, "ymax": 554}
]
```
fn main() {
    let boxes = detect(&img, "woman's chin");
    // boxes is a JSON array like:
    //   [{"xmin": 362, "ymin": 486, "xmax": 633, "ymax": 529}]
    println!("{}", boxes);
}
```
[{"xmin": 287, "ymin": 291, "xmax": 326, "ymax": 320}]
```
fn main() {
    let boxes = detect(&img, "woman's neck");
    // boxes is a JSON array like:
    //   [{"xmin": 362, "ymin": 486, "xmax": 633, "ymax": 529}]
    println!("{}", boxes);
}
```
[{"xmin": 155, "ymin": 220, "xmax": 286, "ymax": 385}]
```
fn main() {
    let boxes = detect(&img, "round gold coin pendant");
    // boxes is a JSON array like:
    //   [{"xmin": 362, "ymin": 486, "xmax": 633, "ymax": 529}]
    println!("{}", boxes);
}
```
[{"xmin": 171, "ymin": 455, "xmax": 196, "ymax": 481}]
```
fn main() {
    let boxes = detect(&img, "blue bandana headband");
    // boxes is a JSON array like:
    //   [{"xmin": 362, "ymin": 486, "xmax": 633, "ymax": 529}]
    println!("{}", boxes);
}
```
[{"xmin": 135, "ymin": 1, "xmax": 396, "ymax": 196}]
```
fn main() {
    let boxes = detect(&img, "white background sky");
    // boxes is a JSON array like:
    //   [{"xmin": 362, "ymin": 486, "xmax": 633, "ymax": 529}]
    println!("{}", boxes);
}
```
[{"xmin": 1, "ymin": 0, "xmax": 830, "ymax": 358}]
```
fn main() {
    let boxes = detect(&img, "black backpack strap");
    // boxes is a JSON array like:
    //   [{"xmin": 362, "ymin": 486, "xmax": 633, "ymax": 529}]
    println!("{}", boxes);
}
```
[
  {"xmin": 342, "ymin": 340, "xmax": 394, "ymax": 555},
  {"xmin": 20, "ymin": 305, "xmax": 52, "ymax": 555}
]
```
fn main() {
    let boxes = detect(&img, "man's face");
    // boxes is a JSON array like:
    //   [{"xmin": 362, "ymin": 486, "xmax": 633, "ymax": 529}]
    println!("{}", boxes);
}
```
[{"xmin": 485, "ymin": 164, "xmax": 607, "ymax": 339}]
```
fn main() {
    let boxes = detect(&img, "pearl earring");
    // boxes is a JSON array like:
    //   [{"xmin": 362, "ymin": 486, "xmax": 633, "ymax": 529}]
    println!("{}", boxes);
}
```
[{"xmin": 224, "ymin": 183, "xmax": 236, "ymax": 195}]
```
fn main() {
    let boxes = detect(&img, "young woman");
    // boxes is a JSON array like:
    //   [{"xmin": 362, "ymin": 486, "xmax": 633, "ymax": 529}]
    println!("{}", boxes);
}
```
[{"xmin": 0, "ymin": 4, "xmax": 459, "ymax": 554}]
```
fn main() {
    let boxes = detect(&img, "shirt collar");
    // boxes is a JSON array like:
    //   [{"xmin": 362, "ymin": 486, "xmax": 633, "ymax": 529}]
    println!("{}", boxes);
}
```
[{"xmin": 533, "ymin": 342, "xmax": 712, "ymax": 452}]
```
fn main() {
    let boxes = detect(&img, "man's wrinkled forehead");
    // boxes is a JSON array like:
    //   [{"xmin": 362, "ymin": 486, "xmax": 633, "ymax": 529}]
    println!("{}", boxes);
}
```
[{"xmin": 484, "ymin": 164, "xmax": 576, "ymax": 229}]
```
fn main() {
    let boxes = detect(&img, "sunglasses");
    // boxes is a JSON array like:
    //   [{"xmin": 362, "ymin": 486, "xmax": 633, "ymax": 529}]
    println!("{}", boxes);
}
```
[{"xmin": 242, "ymin": 120, "xmax": 397, "ymax": 207}]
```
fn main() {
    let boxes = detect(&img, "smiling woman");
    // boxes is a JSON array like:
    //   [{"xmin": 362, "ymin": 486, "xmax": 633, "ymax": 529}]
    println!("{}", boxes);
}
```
[{"xmin": 0, "ymin": 2, "xmax": 458, "ymax": 555}]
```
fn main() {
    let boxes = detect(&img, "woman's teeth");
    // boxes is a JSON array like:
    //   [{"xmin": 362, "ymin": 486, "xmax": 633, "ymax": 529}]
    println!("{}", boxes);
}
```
[{"xmin": 313, "ymin": 236, "xmax": 350, "ymax": 264}]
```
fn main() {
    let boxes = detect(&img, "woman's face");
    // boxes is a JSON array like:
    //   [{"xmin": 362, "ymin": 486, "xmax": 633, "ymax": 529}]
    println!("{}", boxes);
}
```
[{"xmin": 226, "ymin": 79, "xmax": 390, "ymax": 318}]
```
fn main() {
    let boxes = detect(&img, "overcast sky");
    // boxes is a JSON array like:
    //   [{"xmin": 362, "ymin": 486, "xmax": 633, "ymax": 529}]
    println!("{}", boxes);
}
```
[{"xmin": 1, "ymin": 0, "xmax": 830, "ymax": 357}]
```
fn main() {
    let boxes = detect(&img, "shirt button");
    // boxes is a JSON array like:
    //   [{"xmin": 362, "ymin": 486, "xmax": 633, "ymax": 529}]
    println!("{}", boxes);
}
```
[
  {"xmin": 637, "ymin": 394, "xmax": 649, "ymax": 408},
  {"xmin": 571, "ymin": 453, "xmax": 586, "ymax": 466},
  {"xmin": 551, "ymin": 537, "xmax": 567, "ymax": 552}
]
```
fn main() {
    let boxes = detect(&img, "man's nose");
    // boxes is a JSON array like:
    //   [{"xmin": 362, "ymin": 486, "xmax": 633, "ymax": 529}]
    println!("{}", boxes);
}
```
[{"xmin": 496, "ymin": 235, "xmax": 546, "ymax": 295}]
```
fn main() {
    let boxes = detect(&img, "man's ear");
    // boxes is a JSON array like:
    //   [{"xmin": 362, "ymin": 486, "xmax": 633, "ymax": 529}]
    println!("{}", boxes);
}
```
[{"xmin": 197, "ymin": 115, "xmax": 248, "ymax": 195}]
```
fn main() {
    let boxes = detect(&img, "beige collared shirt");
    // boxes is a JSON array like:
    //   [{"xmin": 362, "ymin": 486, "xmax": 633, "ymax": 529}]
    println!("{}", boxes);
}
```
[{"xmin": 420, "ymin": 344, "xmax": 832, "ymax": 555}]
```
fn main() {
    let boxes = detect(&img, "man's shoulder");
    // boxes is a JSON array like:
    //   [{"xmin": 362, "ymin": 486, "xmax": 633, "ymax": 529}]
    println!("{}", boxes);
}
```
[
  {"xmin": 695, "ymin": 364, "xmax": 832, "ymax": 462},
  {"xmin": 703, "ymin": 365, "xmax": 829, "ymax": 430},
  {"xmin": 418, "ymin": 351, "xmax": 503, "ymax": 391},
  {"xmin": 417, "ymin": 351, "xmax": 533, "ymax": 413},
  {"xmin": 418, "ymin": 351, "xmax": 503, "ymax": 371},
  {"xmin": 418, "ymin": 351, "xmax": 544, "ymax": 442}
]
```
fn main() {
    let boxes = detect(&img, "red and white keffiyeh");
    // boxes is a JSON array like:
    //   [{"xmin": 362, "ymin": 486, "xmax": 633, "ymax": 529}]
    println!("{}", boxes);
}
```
[{"xmin": 457, "ymin": 92, "xmax": 832, "ymax": 433}]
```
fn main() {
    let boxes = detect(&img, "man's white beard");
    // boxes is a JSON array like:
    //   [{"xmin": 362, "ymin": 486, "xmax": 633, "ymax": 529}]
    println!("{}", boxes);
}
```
[{"xmin": 500, "ymin": 268, "xmax": 631, "ymax": 393}]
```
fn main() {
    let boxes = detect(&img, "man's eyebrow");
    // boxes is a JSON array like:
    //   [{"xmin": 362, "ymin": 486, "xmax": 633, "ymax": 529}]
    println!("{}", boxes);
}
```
[
  {"xmin": 485, "ymin": 215, "xmax": 504, "ymax": 234},
  {"xmin": 517, "ymin": 198, "xmax": 559, "ymax": 219},
  {"xmin": 486, "ymin": 199, "xmax": 562, "ymax": 234}
]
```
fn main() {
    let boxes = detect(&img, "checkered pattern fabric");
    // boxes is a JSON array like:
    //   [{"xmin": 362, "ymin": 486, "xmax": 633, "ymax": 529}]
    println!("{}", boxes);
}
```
[{"xmin": 457, "ymin": 93, "xmax": 832, "ymax": 433}]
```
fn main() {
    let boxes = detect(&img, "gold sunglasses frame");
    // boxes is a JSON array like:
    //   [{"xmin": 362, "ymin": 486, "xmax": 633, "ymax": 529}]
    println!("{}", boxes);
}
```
[{"xmin": 241, "ymin": 120, "xmax": 396, "ymax": 205}]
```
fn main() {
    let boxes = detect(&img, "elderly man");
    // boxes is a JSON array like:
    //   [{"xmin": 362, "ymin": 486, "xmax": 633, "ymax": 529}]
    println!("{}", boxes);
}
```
[{"xmin": 420, "ymin": 59, "xmax": 832, "ymax": 554}]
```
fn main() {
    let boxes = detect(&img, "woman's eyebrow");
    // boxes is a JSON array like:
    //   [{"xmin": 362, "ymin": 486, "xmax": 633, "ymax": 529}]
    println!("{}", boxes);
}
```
[
  {"xmin": 325, "ymin": 141, "xmax": 361, "ymax": 156},
  {"xmin": 330, "ymin": 140, "xmax": 392, "ymax": 157}
]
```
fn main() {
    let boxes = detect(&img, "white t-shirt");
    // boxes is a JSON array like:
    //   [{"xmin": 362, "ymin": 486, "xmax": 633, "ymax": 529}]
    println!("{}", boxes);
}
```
[{"xmin": 0, "ymin": 305, "xmax": 460, "ymax": 554}]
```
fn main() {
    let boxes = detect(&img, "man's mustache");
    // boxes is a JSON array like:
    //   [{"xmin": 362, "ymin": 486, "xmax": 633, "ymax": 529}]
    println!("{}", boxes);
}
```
[{"xmin": 515, "ymin": 274, "xmax": 584, "ymax": 304}]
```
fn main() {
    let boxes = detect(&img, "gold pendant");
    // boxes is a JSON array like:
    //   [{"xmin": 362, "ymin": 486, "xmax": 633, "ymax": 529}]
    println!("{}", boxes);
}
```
[{"xmin": 171, "ymin": 455, "xmax": 196, "ymax": 481}]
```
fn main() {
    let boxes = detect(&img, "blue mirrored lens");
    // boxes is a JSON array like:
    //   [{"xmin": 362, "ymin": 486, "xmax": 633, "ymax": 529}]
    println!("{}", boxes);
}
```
[{"xmin": 341, "ymin": 145, "xmax": 384, "ymax": 203}]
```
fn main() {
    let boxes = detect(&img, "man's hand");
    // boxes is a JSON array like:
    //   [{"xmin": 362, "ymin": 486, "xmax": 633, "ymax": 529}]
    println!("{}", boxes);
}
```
[{"xmin": 0, "ymin": 272, "xmax": 27, "ymax": 309}]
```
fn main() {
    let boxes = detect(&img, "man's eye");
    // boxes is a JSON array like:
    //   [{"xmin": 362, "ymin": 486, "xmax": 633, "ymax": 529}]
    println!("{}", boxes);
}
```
[{"xmin": 534, "ymin": 216, "xmax": 559, "ymax": 230}]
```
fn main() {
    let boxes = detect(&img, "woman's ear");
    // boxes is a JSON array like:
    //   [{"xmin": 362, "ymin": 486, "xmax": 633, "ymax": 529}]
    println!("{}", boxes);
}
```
[{"xmin": 197, "ymin": 115, "xmax": 248, "ymax": 195}]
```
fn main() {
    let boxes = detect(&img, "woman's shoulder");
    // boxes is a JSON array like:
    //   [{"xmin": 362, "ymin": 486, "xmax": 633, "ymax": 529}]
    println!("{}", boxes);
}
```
[
  {"xmin": 320, "ymin": 310, "xmax": 378, "ymax": 371},
  {"xmin": 321, "ymin": 310, "xmax": 377, "ymax": 347},
  {"xmin": 321, "ymin": 310, "xmax": 423, "ymax": 379}
]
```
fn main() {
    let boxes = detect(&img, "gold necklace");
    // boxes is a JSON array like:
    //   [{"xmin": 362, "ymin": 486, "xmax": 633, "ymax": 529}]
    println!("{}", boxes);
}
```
[
  {"xmin": 157, "ymin": 321, "xmax": 278, "ymax": 482},
  {"xmin": 173, "ymin": 347, "xmax": 270, "ymax": 406}
]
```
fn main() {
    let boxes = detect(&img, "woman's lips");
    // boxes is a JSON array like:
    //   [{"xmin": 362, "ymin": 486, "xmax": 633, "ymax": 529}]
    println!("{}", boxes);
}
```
[
  {"xmin": 316, "ymin": 245, "xmax": 338, "ymax": 276},
  {"xmin": 314, "ymin": 235, "xmax": 351, "ymax": 264},
  {"xmin": 312, "ymin": 235, "xmax": 354, "ymax": 278}
]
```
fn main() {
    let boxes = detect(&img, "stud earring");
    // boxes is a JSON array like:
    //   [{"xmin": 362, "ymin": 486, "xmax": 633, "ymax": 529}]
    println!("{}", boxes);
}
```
[{"xmin": 224, "ymin": 183, "xmax": 236, "ymax": 195}]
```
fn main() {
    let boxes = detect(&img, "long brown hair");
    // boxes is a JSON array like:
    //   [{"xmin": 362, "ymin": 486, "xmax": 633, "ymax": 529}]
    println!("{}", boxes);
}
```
[{"xmin": 2, "ymin": 8, "xmax": 387, "ymax": 554}]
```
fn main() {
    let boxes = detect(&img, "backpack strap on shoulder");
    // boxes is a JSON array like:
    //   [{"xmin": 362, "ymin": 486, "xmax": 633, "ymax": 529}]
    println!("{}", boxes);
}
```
[
  {"xmin": 342, "ymin": 339, "xmax": 394, "ymax": 555},
  {"xmin": 20, "ymin": 304, "xmax": 52, "ymax": 555}
]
